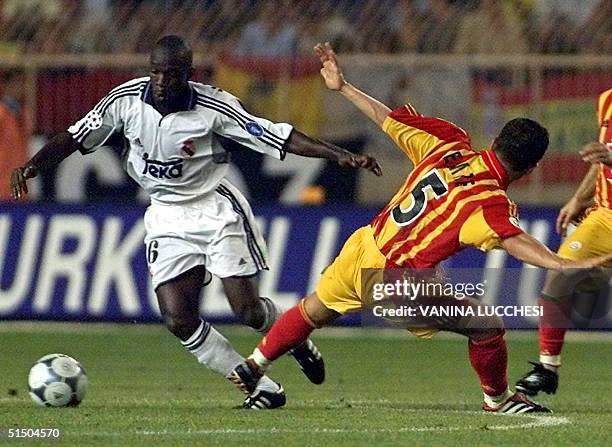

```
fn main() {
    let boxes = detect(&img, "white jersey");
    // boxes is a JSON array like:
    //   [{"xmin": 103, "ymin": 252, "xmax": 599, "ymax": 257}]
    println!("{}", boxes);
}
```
[{"xmin": 67, "ymin": 77, "xmax": 293, "ymax": 204}]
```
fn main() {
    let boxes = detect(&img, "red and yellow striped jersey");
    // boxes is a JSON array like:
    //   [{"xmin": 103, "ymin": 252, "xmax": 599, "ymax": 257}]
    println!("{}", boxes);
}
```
[
  {"xmin": 370, "ymin": 105, "xmax": 522, "ymax": 268},
  {"xmin": 595, "ymin": 88, "xmax": 612, "ymax": 209}
]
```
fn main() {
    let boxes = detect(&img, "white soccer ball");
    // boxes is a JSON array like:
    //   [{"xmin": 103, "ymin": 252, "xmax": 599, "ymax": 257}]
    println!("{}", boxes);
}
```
[{"xmin": 28, "ymin": 354, "xmax": 88, "ymax": 407}]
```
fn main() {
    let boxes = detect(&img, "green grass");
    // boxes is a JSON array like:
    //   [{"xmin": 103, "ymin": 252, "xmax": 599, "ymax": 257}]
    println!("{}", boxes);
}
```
[{"xmin": 0, "ymin": 323, "xmax": 610, "ymax": 446}]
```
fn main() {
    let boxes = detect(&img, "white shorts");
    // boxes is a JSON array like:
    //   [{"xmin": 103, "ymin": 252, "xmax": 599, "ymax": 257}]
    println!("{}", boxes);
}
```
[{"xmin": 143, "ymin": 180, "xmax": 269, "ymax": 290}]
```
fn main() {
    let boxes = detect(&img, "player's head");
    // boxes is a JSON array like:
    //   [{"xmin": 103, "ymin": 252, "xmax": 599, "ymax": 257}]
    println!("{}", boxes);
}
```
[
  {"xmin": 492, "ymin": 118, "xmax": 549, "ymax": 179},
  {"xmin": 149, "ymin": 35, "xmax": 193, "ymax": 106}
]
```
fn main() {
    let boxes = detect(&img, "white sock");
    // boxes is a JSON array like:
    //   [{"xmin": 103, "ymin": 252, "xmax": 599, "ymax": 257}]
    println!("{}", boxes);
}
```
[
  {"xmin": 181, "ymin": 321, "xmax": 242, "ymax": 377},
  {"xmin": 251, "ymin": 347, "xmax": 272, "ymax": 370},
  {"xmin": 254, "ymin": 296, "xmax": 282, "ymax": 334},
  {"xmin": 483, "ymin": 388, "xmax": 513, "ymax": 409},
  {"xmin": 180, "ymin": 320, "xmax": 279, "ymax": 393},
  {"xmin": 254, "ymin": 376, "xmax": 279, "ymax": 393},
  {"xmin": 539, "ymin": 354, "xmax": 561, "ymax": 371}
]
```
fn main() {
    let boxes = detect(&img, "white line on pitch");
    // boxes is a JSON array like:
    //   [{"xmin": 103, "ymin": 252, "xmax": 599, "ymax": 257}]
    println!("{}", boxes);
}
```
[{"xmin": 77, "ymin": 414, "xmax": 570, "ymax": 437}]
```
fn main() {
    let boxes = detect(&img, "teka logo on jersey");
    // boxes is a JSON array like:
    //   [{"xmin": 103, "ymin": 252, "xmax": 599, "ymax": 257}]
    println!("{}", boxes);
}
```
[{"xmin": 142, "ymin": 153, "xmax": 183, "ymax": 179}]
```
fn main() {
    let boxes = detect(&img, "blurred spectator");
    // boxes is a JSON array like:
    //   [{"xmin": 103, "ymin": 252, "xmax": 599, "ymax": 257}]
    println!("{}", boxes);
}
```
[
  {"xmin": 0, "ymin": 69, "xmax": 31, "ymax": 200},
  {"xmin": 31, "ymin": 1, "xmax": 80, "ymax": 54},
  {"xmin": 301, "ymin": 10, "xmax": 356, "ymax": 54},
  {"xmin": 418, "ymin": 0, "xmax": 461, "ymax": 53},
  {"xmin": 534, "ymin": 0, "xmax": 599, "ymax": 27},
  {"xmin": 194, "ymin": 0, "xmax": 255, "ymax": 53},
  {"xmin": 352, "ymin": 0, "xmax": 399, "ymax": 53},
  {"xmin": 453, "ymin": 0, "xmax": 528, "ymax": 54},
  {"xmin": 233, "ymin": 0, "xmax": 298, "ymax": 56},
  {"xmin": 578, "ymin": 0, "xmax": 612, "ymax": 54},
  {"xmin": 387, "ymin": 0, "xmax": 425, "ymax": 53},
  {"xmin": 120, "ymin": 2, "xmax": 169, "ymax": 53},
  {"xmin": 533, "ymin": 12, "xmax": 578, "ymax": 54},
  {"xmin": 2, "ymin": 0, "xmax": 65, "ymax": 53},
  {"xmin": 64, "ymin": 0, "xmax": 117, "ymax": 53},
  {"xmin": 0, "ymin": 7, "xmax": 22, "ymax": 54}
]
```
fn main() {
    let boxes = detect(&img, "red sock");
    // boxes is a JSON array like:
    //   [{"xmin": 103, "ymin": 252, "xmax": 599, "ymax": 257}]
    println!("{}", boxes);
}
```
[
  {"xmin": 468, "ymin": 331, "xmax": 508, "ymax": 396},
  {"xmin": 538, "ymin": 296, "xmax": 570, "ymax": 364},
  {"xmin": 257, "ymin": 301, "xmax": 315, "ymax": 362}
]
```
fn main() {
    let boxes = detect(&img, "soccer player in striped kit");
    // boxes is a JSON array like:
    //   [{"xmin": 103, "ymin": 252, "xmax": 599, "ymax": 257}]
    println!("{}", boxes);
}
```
[
  {"xmin": 10, "ymin": 36, "xmax": 382, "ymax": 409},
  {"xmin": 230, "ymin": 43, "xmax": 612, "ymax": 414},
  {"xmin": 516, "ymin": 88, "xmax": 612, "ymax": 397}
]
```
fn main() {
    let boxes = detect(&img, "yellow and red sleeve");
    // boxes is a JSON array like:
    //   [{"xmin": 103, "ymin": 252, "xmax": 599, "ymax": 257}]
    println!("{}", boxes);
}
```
[
  {"xmin": 382, "ymin": 104, "xmax": 471, "ymax": 165},
  {"xmin": 459, "ymin": 200, "xmax": 523, "ymax": 251}
]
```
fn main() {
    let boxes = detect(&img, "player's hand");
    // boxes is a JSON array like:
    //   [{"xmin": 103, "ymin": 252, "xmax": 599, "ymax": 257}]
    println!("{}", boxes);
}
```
[
  {"xmin": 556, "ymin": 195, "xmax": 589, "ymax": 236},
  {"xmin": 10, "ymin": 165, "xmax": 38, "ymax": 200},
  {"xmin": 314, "ymin": 42, "xmax": 347, "ymax": 91},
  {"xmin": 337, "ymin": 153, "xmax": 383, "ymax": 176},
  {"xmin": 579, "ymin": 142, "xmax": 612, "ymax": 166}
]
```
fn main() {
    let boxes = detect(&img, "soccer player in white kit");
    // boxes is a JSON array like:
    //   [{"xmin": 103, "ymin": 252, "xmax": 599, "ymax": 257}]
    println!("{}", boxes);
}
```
[{"xmin": 10, "ymin": 35, "xmax": 382, "ymax": 409}]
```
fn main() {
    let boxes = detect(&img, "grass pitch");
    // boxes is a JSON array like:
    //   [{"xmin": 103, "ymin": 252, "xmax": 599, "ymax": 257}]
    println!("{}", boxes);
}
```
[{"xmin": 0, "ymin": 323, "xmax": 610, "ymax": 446}]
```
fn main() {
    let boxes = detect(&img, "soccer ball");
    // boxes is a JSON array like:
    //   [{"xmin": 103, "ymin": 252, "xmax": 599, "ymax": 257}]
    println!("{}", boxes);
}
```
[{"xmin": 28, "ymin": 354, "xmax": 88, "ymax": 407}]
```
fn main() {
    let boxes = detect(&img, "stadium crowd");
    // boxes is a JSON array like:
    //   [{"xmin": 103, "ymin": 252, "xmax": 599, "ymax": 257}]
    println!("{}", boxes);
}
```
[{"xmin": 0, "ymin": 0, "xmax": 609, "ymax": 56}]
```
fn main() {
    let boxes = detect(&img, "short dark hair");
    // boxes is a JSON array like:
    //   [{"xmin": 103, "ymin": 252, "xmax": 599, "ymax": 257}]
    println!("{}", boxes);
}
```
[
  {"xmin": 152, "ymin": 35, "xmax": 192, "ymax": 67},
  {"xmin": 493, "ymin": 118, "xmax": 549, "ymax": 173}
]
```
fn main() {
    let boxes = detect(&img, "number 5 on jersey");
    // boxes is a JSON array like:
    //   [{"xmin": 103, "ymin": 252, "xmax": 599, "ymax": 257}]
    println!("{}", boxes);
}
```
[{"xmin": 392, "ymin": 170, "xmax": 449, "ymax": 227}]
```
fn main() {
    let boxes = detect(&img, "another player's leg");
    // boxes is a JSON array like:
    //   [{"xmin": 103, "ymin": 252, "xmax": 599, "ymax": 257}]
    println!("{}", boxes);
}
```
[
  {"xmin": 230, "ymin": 292, "xmax": 340, "ymax": 394},
  {"xmin": 215, "ymin": 180, "xmax": 325, "ymax": 385},
  {"xmin": 514, "ymin": 270, "xmax": 566, "ymax": 396},
  {"xmin": 156, "ymin": 265, "xmax": 285, "ymax": 409},
  {"xmin": 222, "ymin": 275, "xmax": 325, "ymax": 385},
  {"xmin": 517, "ymin": 270, "xmax": 607, "ymax": 396},
  {"xmin": 516, "ymin": 210, "xmax": 612, "ymax": 396}
]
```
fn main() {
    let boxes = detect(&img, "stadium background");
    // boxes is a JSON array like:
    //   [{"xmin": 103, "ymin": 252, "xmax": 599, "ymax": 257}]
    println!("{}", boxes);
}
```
[{"xmin": 0, "ymin": 0, "xmax": 611, "ymax": 324}]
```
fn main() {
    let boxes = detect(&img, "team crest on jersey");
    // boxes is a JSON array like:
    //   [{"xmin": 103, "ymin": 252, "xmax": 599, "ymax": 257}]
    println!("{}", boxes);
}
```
[
  {"xmin": 142, "ymin": 153, "xmax": 183, "ymax": 179},
  {"xmin": 181, "ymin": 139, "xmax": 195, "ymax": 158},
  {"xmin": 83, "ymin": 110, "xmax": 103, "ymax": 130},
  {"xmin": 245, "ymin": 121, "xmax": 264, "ymax": 137},
  {"xmin": 569, "ymin": 241, "xmax": 582, "ymax": 251}
]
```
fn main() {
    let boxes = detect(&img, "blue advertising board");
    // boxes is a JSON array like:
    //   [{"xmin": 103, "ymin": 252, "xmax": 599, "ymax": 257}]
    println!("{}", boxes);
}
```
[{"xmin": 0, "ymin": 203, "xmax": 609, "ymax": 329}]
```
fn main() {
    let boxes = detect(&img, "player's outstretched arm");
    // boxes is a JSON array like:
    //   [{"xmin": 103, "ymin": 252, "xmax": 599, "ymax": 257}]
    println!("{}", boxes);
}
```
[
  {"xmin": 314, "ymin": 42, "xmax": 391, "ymax": 127},
  {"xmin": 10, "ymin": 131, "xmax": 83, "ymax": 199},
  {"xmin": 502, "ymin": 232, "xmax": 612, "ymax": 270},
  {"xmin": 556, "ymin": 164, "xmax": 597, "ymax": 236},
  {"xmin": 285, "ymin": 129, "xmax": 382, "ymax": 176}
]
